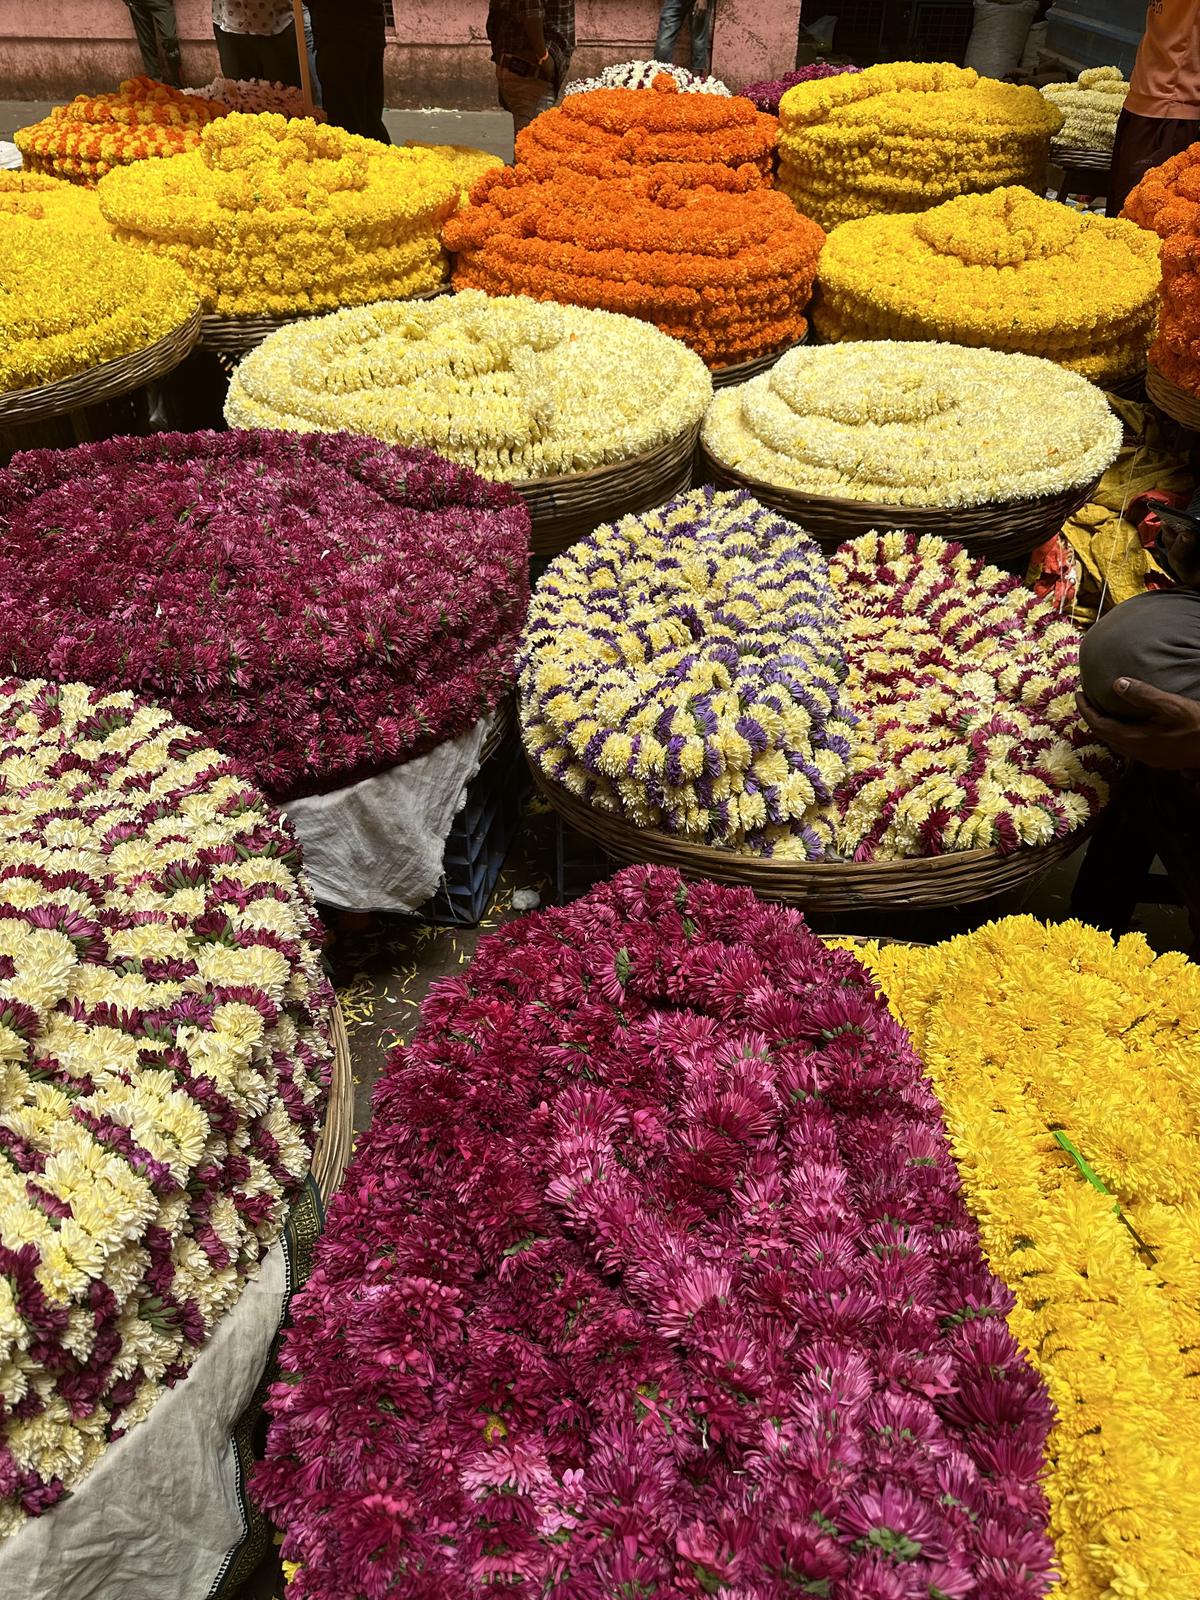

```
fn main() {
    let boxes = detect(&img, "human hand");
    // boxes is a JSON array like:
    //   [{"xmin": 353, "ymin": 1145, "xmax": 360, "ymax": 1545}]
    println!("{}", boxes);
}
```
[{"xmin": 1077, "ymin": 678, "xmax": 1200, "ymax": 770}]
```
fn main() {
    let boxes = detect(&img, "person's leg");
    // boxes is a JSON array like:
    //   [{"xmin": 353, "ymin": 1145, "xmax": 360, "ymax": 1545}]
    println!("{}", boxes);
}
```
[
  {"xmin": 689, "ymin": 0, "xmax": 715, "ymax": 75},
  {"xmin": 355, "ymin": 0, "xmax": 389, "ymax": 142},
  {"xmin": 257, "ymin": 21, "xmax": 304, "ymax": 88},
  {"xmin": 496, "ymin": 65, "xmax": 556, "ymax": 136},
  {"xmin": 124, "ymin": 2, "xmax": 163, "ymax": 77},
  {"xmin": 654, "ymin": 0, "xmax": 692, "ymax": 63},
  {"xmin": 311, "ymin": 1, "xmax": 388, "ymax": 140},
  {"xmin": 147, "ymin": 0, "xmax": 182, "ymax": 85},
  {"xmin": 1109, "ymin": 109, "xmax": 1200, "ymax": 217},
  {"xmin": 302, "ymin": 7, "xmax": 321, "ymax": 103}
]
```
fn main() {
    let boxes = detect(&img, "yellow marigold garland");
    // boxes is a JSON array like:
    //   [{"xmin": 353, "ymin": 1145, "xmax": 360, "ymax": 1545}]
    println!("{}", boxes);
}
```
[
  {"xmin": 777, "ymin": 61, "xmax": 1061, "ymax": 229},
  {"xmin": 0, "ymin": 171, "xmax": 104, "ymax": 229},
  {"xmin": 98, "ymin": 113, "xmax": 460, "ymax": 316},
  {"xmin": 402, "ymin": 140, "xmax": 504, "ymax": 203},
  {"xmin": 14, "ymin": 76, "xmax": 226, "ymax": 187},
  {"xmin": 0, "ymin": 217, "xmax": 199, "ymax": 394},
  {"xmin": 812, "ymin": 186, "xmax": 1160, "ymax": 384},
  {"xmin": 851, "ymin": 920, "xmax": 1200, "ymax": 1600}
]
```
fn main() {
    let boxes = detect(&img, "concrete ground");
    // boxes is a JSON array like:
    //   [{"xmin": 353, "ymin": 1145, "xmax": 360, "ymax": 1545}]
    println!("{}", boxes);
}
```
[{"xmin": 0, "ymin": 99, "xmax": 515, "ymax": 158}]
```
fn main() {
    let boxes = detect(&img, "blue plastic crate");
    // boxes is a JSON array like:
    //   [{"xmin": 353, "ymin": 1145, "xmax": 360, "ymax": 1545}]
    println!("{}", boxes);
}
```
[{"xmin": 420, "ymin": 736, "xmax": 528, "ymax": 927}]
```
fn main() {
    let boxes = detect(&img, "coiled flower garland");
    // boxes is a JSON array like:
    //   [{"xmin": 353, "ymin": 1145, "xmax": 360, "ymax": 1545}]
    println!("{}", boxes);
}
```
[
  {"xmin": 1123, "ymin": 145, "xmax": 1200, "ymax": 394},
  {"xmin": 857, "ymin": 920, "xmax": 1200, "ymax": 1600},
  {"xmin": 564, "ymin": 59, "xmax": 730, "ymax": 95},
  {"xmin": 225, "ymin": 291, "xmax": 712, "ymax": 482},
  {"xmin": 0, "ymin": 171, "xmax": 104, "ymax": 228},
  {"xmin": 0, "ymin": 432, "xmax": 530, "ymax": 799},
  {"xmin": 0, "ymin": 218, "xmax": 198, "ymax": 394},
  {"xmin": 98, "ymin": 113, "xmax": 460, "ymax": 316},
  {"xmin": 0, "ymin": 677, "xmax": 331, "ymax": 1538},
  {"xmin": 445, "ymin": 163, "xmax": 823, "ymax": 368},
  {"xmin": 15, "ymin": 77, "xmax": 226, "ymax": 186},
  {"xmin": 812, "ymin": 186, "xmax": 1160, "ymax": 385},
  {"xmin": 1042, "ymin": 66, "xmax": 1127, "ymax": 153},
  {"xmin": 777, "ymin": 61, "xmax": 1062, "ymax": 229},
  {"xmin": 702, "ymin": 342, "xmax": 1123, "ymax": 507},
  {"xmin": 520, "ymin": 495, "xmax": 1114, "ymax": 860}
]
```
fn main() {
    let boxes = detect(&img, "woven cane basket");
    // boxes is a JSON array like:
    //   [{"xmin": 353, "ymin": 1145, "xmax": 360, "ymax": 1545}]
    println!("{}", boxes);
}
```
[
  {"xmin": 0, "ymin": 305, "xmax": 202, "ymax": 428},
  {"xmin": 697, "ymin": 447, "xmax": 1101, "ymax": 562},
  {"xmin": 310, "ymin": 1001, "xmax": 354, "ymax": 1204},
  {"xmin": 201, "ymin": 285, "xmax": 448, "ymax": 358},
  {"xmin": 710, "ymin": 331, "xmax": 809, "ymax": 390},
  {"xmin": 521, "ymin": 421, "xmax": 700, "ymax": 560},
  {"xmin": 1050, "ymin": 144, "xmax": 1113, "ymax": 174},
  {"xmin": 532, "ymin": 763, "xmax": 1088, "ymax": 914},
  {"xmin": 1146, "ymin": 364, "xmax": 1200, "ymax": 432}
]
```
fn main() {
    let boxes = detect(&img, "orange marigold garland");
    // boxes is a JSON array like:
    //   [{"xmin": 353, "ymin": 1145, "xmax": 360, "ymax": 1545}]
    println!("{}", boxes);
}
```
[
  {"xmin": 1123, "ymin": 141, "xmax": 1200, "ymax": 239},
  {"xmin": 14, "ymin": 77, "xmax": 226, "ymax": 186},
  {"xmin": 1123, "ymin": 144, "xmax": 1200, "ymax": 394},
  {"xmin": 515, "ymin": 73, "xmax": 777, "ymax": 181},
  {"xmin": 445, "ymin": 162, "xmax": 823, "ymax": 368}
]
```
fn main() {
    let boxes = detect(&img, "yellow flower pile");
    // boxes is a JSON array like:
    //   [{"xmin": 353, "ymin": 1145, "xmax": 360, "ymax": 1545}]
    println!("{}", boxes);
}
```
[
  {"xmin": 98, "ymin": 113, "xmax": 461, "ymax": 317},
  {"xmin": 854, "ymin": 919, "xmax": 1200, "ymax": 1600},
  {"xmin": 225, "ymin": 290, "xmax": 713, "ymax": 481},
  {"xmin": 702, "ymin": 342, "xmax": 1122, "ymax": 508},
  {"xmin": 777, "ymin": 61, "xmax": 1062, "ymax": 229},
  {"xmin": 403, "ymin": 140, "xmax": 504, "ymax": 204},
  {"xmin": 1042, "ymin": 66, "xmax": 1128, "ymax": 153},
  {"xmin": 1, "ymin": 218, "xmax": 198, "ymax": 395},
  {"xmin": 813, "ymin": 186, "xmax": 1160, "ymax": 384},
  {"xmin": 0, "ymin": 170, "xmax": 104, "ymax": 229}
]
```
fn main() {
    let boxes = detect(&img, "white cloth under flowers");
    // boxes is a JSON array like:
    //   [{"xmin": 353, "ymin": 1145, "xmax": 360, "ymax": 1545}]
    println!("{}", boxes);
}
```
[{"xmin": 702, "ymin": 342, "xmax": 1123, "ymax": 508}]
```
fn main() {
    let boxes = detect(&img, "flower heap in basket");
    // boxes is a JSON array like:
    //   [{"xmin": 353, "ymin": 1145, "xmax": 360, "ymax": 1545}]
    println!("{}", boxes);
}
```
[
  {"xmin": 1041, "ymin": 66, "xmax": 1128, "ymax": 154},
  {"xmin": 777, "ymin": 61, "xmax": 1062, "ymax": 228},
  {"xmin": 0, "ymin": 431, "xmax": 529, "ymax": 800},
  {"xmin": 520, "ymin": 488, "xmax": 1114, "ymax": 861},
  {"xmin": 813, "ymin": 185, "xmax": 1160, "ymax": 386},
  {"xmin": 1123, "ymin": 144, "xmax": 1200, "ymax": 395},
  {"xmin": 741, "ymin": 61, "xmax": 861, "ymax": 116},
  {"xmin": 184, "ymin": 77, "xmax": 325, "ymax": 119},
  {"xmin": 444, "ymin": 77, "xmax": 824, "ymax": 369},
  {"xmin": 226, "ymin": 291, "xmax": 712, "ymax": 483},
  {"xmin": 855, "ymin": 919, "xmax": 1200, "ymax": 1599},
  {"xmin": 703, "ymin": 342, "xmax": 1122, "ymax": 508},
  {"xmin": 15, "ymin": 77, "xmax": 226, "ymax": 186},
  {"xmin": 0, "ymin": 217, "xmax": 197, "ymax": 396},
  {"xmin": 0, "ymin": 677, "xmax": 331, "ymax": 1537},
  {"xmin": 257, "ymin": 865, "xmax": 1058, "ymax": 1600},
  {"xmin": 0, "ymin": 171, "xmax": 104, "ymax": 229},
  {"xmin": 98, "ymin": 112, "xmax": 460, "ymax": 317},
  {"xmin": 564, "ymin": 58, "xmax": 730, "ymax": 95}
]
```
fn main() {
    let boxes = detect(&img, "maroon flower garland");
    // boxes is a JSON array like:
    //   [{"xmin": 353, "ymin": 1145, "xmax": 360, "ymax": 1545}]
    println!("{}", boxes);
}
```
[
  {"xmin": 0, "ymin": 431, "xmax": 530, "ymax": 800},
  {"xmin": 257, "ymin": 867, "xmax": 1054, "ymax": 1599}
]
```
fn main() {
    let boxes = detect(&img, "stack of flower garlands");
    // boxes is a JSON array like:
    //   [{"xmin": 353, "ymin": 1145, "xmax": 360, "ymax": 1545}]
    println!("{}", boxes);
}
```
[
  {"xmin": 854, "ymin": 918, "xmax": 1200, "ymax": 1598},
  {"xmin": 14, "ymin": 77, "xmax": 226, "ymax": 185},
  {"xmin": 703, "ymin": 341, "xmax": 1123, "ymax": 507},
  {"xmin": 185, "ymin": 77, "xmax": 324, "ymax": 119},
  {"xmin": 564, "ymin": 59, "xmax": 730, "ymax": 95},
  {"xmin": 1, "ymin": 218, "xmax": 197, "ymax": 395},
  {"xmin": 1122, "ymin": 143, "xmax": 1200, "ymax": 395},
  {"xmin": 0, "ymin": 676, "xmax": 331, "ymax": 1536},
  {"xmin": 520, "ymin": 490, "xmax": 1113, "ymax": 860},
  {"xmin": 226, "ymin": 291, "xmax": 712, "ymax": 483},
  {"xmin": 776, "ymin": 61, "xmax": 1062, "ymax": 229},
  {"xmin": 403, "ymin": 140, "xmax": 503, "ymax": 203},
  {"xmin": 257, "ymin": 866, "xmax": 1057, "ymax": 1600},
  {"xmin": 97, "ymin": 112, "xmax": 459, "ymax": 317},
  {"xmin": 0, "ymin": 432, "xmax": 529, "ymax": 799},
  {"xmin": 813, "ymin": 186, "xmax": 1160, "ymax": 385},
  {"xmin": 1041, "ymin": 66, "xmax": 1128, "ymax": 152},
  {"xmin": 0, "ymin": 170, "xmax": 104, "ymax": 229},
  {"xmin": 444, "ymin": 160, "xmax": 824, "ymax": 368},
  {"xmin": 741, "ymin": 61, "xmax": 861, "ymax": 117}
]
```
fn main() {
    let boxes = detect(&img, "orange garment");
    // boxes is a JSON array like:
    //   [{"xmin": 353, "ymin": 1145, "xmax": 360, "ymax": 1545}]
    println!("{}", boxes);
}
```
[{"xmin": 1126, "ymin": 0, "xmax": 1200, "ymax": 119}]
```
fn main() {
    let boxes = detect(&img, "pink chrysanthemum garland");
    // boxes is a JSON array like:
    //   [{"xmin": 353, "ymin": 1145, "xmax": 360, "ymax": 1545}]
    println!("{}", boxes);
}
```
[
  {"xmin": 0, "ymin": 677, "xmax": 331, "ymax": 1536},
  {"xmin": 256, "ymin": 866, "xmax": 1055, "ymax": 1600},
  {"xmin": 0, "ymin": 431, "xmax": 530, "ymax": 800}
]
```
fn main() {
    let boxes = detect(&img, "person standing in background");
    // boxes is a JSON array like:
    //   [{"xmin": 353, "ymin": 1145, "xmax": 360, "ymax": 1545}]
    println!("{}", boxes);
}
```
[
  {"xmin": 1109, "ymin": 0, "xmax": 1200, "ymax": 216},
  {"xmin": 123, "ymin": 0, "xmax": 182, "ymax": 86},
  {"xmin": 487, "ymin": 0, "xmax": 576, "ymax": 137},
  {"xmin": 654, "ymin": 0, "xmax": 716, "ymax": 78},
  {"xmin": 211, "ymin": 0, "xmax": 303, "ymax": 86},
  {"xmin": 307, "ymin": 0, "xmax": 390, "ymax": 141}
]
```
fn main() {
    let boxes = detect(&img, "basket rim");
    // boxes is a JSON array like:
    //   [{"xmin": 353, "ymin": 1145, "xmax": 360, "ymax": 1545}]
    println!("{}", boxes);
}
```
[
  {"xmin": 199, "ymin": 285, "xmax": 448, "ymax": 354},
  {"xmin": 514, "ymin": 415, "xmax": 702, "ymax": 498},
  {"xmin": 1146, "ymin": 362, "xmax": 1200, "ymax": 429},
  {"xmin": 0, "ymin": 304, "xmax": 202, "ymax": 426},
  {"xmin": 710, "ymin": 330, "xmax": 809, "ymax": 387}
]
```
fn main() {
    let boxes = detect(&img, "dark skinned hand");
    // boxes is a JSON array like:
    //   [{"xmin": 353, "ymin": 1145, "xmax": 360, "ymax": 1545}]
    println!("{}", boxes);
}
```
[{"xmin": 1077, "ymin": 677, "xmax": 1200, "ymax": 770}]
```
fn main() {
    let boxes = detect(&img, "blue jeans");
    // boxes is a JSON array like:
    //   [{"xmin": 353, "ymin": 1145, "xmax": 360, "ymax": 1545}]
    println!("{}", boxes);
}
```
[{"xmin": 654, "ymin": 0, "xmax": 715, "ymax": 76}]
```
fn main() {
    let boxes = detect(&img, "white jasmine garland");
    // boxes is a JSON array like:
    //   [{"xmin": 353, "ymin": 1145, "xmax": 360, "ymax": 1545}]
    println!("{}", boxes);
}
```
[{"xmin": 563, "ymin": 60, "xmax": 731, "ymax": 95}]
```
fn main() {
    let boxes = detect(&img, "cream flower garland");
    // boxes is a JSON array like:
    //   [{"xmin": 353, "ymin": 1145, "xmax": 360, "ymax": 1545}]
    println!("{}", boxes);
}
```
[
  {"xmin": 225, "ymin": 290, "xmax": 713, "ymax": 482},
  {"xmin": 0, "ymin": 678, "xmax": 331, "ymax": 1537},
  {"xmin": 854, "ymin": 920, "xmax": 1200, "ymax": 1600},
  {"xmin": 702, "ymin": 342, "xmax": 1122, "ymax": 507},
  {"xmin": 1043, "ymin": 66, "xmax": 1127, "ymax": 153}
]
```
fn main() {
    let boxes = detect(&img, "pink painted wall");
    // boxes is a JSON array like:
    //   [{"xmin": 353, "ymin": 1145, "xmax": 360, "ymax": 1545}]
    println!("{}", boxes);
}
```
[{"xmin": 0, "ymin": 0, "xmax": 801, "ymax": 104}]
